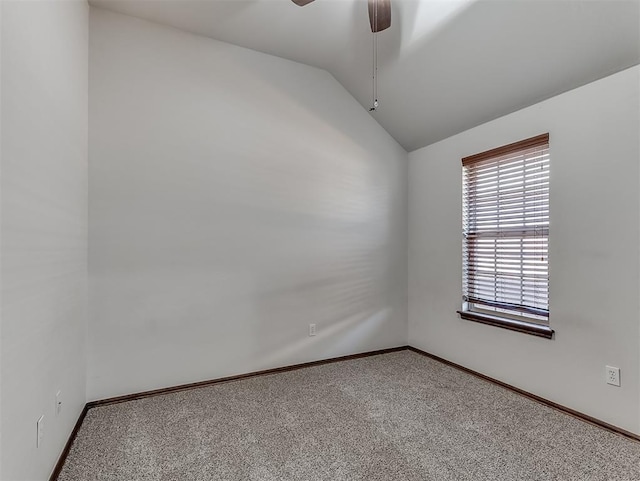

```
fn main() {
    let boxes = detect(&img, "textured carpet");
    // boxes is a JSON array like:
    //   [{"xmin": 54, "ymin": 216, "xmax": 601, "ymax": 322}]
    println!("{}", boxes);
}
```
[{"xmin": 58, "ymin": 351, "xmax": 640, "ymax": 480}]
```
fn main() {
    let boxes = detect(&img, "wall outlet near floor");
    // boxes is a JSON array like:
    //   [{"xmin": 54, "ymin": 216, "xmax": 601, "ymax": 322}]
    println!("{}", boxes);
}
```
[
  {"xmin": 309, "ymin": 323, "xmax": 316, "ymax": 337},
  {"xmin": 37, "ymin": 415, "xmax": 45, "ymax": 448},
  {"xmin": 606, "ymin": 366, "xmax": 620, "ymax": 387},
  {"xmin": 56, "ymin": 390, "xmax": 62, "ymax": 416}
]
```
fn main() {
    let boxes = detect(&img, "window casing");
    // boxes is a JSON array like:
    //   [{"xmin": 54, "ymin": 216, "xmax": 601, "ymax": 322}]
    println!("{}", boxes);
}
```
[{"xmin": 459, "ymin": 134, "xmax": 552, "ymax": 338}]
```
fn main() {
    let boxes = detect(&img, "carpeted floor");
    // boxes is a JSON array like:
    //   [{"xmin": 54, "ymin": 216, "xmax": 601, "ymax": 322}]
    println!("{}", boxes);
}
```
[{"xmin": 58, "ymin": 350, "xmax": 640, "ymax": 480}]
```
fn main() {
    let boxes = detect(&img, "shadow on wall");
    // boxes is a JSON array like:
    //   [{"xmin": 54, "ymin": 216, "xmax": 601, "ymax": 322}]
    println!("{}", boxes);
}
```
[{"xmin": 88, "ymin": 8, "xmax": 407, "ymax": 400}]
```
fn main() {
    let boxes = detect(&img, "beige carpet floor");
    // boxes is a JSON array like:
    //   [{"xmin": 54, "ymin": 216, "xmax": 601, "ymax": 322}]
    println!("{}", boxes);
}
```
[{"xmin": 58, "ymin": 350, "xmax": 640, "ymax": 480}]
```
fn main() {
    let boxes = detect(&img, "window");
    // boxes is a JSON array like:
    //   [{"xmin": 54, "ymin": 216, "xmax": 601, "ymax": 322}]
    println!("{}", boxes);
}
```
[{"xmin": 458, "ymin": 134, "xmax": 553, "ymax": 339}]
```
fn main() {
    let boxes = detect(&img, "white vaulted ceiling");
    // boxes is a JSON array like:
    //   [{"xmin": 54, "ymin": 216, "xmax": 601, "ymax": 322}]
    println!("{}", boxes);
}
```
[{"xmin": 89, "ymin": 0, "xmax": 640, "ymax": 151}]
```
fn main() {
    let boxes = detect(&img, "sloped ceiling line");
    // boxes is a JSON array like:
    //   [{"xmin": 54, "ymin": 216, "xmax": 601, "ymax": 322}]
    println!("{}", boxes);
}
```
[{"xmin": 89, "ymin": 0, "xmax": 640, "ymax": 151}]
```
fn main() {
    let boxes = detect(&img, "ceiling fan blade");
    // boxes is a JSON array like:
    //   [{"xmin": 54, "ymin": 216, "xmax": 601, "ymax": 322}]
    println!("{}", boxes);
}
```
[
  {"xmin": 292, "ymin": 0, "xmax": 315, "ymax": 6},
  {"xmin": 368, "ymin": 0, "xmax": 391, "ymax": 32}
]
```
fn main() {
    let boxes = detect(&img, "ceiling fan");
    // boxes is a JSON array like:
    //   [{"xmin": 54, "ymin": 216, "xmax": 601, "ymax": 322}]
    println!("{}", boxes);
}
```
[{"xmin": 291, "ymin": 0, "xmax": 391, "ymax": 33}]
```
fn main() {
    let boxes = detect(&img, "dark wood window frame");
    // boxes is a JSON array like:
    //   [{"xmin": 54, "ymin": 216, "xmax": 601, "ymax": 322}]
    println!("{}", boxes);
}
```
[{"xmin": 459, "ymin": 134, "xmax": 554, "ymax": 340}]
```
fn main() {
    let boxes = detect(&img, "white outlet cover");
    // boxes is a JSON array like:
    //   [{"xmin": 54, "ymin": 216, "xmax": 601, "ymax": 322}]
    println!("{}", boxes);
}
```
[
  {"xmin": 606, "ymin": 366, "xmax": 620, "ymax": 387},
  {"xmin": 56, "ymin": 390, "xmax": 62, "ymax": 416},
  {"xmin": 309, "ymin": 324, "xmax": 316, "ymax": 336}
]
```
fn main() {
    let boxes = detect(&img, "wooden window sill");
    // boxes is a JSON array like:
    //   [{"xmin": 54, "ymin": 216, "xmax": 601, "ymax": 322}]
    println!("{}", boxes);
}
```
[{"xmin": 457, "ymin": 310, "xmax": 554, "ymax": 339}]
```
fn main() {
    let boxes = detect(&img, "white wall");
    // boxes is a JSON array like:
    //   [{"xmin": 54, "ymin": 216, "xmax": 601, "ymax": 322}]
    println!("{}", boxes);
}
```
[
  {"xmin": 408, "ymin": 66, "xmax": 640, "ymax": 434},
  {"xmin": 0, "ymin": 1, "xmax": 4, "ymax": 475},
  {"xmin": 1, "ymin": 1, "xmax": 89, "ymax": 480},
  {"xmin": 88, "ymin": 9, "xmax": 408, "ymax": 401}
]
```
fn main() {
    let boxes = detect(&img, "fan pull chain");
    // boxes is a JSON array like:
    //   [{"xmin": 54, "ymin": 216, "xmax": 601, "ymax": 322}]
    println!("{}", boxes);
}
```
[{"xmin": 369, "ymin": 0, "xmax": 379, "ymax": 111}]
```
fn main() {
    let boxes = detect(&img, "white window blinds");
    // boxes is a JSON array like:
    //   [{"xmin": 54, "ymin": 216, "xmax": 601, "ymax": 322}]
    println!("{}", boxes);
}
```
[{"xmin": 462, "ymin": 134, "xmax": 549, "ymax": 321}]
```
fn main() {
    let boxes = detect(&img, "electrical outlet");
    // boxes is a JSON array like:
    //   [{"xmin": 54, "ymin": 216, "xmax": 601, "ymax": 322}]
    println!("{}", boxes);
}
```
[
  {"xmin": 606, "ymin": 366, "xmax": 620, "ymax": 387},
  {"xmin": 37, "ymin": 415, "xmax": 45, "ymax": 448},
  {"xmin": 309, "ymin": 323, "xmax": 316, "ymax": 337},
  {"xmin": 56, "ymin": 390, "xmax": 62, "ymax": 416}
]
